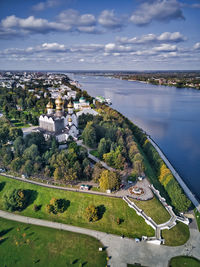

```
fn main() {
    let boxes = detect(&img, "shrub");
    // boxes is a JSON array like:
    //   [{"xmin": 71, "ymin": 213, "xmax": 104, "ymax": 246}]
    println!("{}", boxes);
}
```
[
  {"xmin": 3, "ymin": 189, "xmax": 30, "ymax": 211},
  {"xmin": 46, "ymin": 198, "xmax": 69, "ymax": 214},
  {"xmin": 85, "ymin": 205, "xmax": 99, "ymax": 222}
]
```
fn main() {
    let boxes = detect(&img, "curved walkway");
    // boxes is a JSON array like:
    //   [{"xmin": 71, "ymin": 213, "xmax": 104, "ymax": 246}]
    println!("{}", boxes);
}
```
[
  {"xmin": 0, "ymin": 210, "xmax": 199, "ymax": 267},
  {"xmin": 76, "ymin": 140, "xmax": 116, "ymax": 171},
  {"xmin": 147, "ymin": 136, "xmax": 200, "ymax": 212}
]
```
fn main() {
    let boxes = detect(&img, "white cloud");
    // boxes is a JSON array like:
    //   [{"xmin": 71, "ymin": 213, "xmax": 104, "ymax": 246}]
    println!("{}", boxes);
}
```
[
  {"xmin": 130, "ymin": 0, "xmax": 184, "ymax": 26},
  {"xmin": 117, "ymin": 32, "xmax": 186, "ymax": 45},
  {"xmin": 98, "ymin": 10, "xmax": 124, "ymax": 29},
  {"xmin": 0, "ymin": 9, "xmax": 98, "ymax": 37},
  {"xmin": 42, "ymin": 42, "xmax": 66, "ymax": 51},
  {"xmin": 153, "ymin": 44, "xmax": 177, "ymax": 52},
  {"xmin": 193, "ymin": 42, "xmax": 200, "ymax": 50},
  {"xmin": 104, "ymin": 43, "xmax": 134, "ymax": 53},
  {"xmin": 57, "ymin": 9, "xmax": 96, "ymax": 27},
  {"xmin": 32, "ymin": 0, "xmax": 61, "ymax": 11},
  {"xmin": 157, "ymin": 32, "xmax": 186, "ymax": 42}
]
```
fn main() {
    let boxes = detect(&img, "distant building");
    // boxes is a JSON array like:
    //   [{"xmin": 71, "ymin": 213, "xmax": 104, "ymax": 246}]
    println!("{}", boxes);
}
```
[
  {"xmin": 74, "ymin": 97, "xmax": 90, "ymax": 110},
  {"xmin": 76, "ymin": 108, "xmax": 98, "ymax": 117}
]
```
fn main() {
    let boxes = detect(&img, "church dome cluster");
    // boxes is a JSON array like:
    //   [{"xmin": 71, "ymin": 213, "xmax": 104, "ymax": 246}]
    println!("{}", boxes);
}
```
[{"xmin": 39, "ymin": 95, "xmax": 78, "ymax": 143}]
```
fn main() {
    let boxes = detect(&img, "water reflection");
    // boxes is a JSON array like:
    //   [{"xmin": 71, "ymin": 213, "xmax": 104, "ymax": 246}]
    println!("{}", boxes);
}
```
[{"xmin": 73, "ymin": 74, "xmax": 200, "ymax": 200}]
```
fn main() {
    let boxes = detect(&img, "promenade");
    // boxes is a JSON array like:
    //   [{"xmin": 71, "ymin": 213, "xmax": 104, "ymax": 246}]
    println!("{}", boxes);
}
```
[{"xmin": 147, "ymin": 136, "xmax": 200, "ymax": 213}]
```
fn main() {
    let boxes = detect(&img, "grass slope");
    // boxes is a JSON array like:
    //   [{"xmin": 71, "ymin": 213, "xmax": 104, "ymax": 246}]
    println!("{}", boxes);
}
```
[
  {"xmin": 0, "ymin": 176, "xmax": 154, "ymax": 238},
  {"xmin": 194, "ymin": 209, "xmax": 200, "ymax": 231},
  {"xmin": 0, "ymin": 217, "xmax": 107, "ymax": 267},
  {"xmin": 132, "ymin": 197, "xmax": 171, "ymax": 224},
  {"xmin": 162, "ymin": 222, "xmax": 190, "ymax": 246},
  {"xmin": 169, "ymin": 256, "xmax": 200, "ymax": 267}
]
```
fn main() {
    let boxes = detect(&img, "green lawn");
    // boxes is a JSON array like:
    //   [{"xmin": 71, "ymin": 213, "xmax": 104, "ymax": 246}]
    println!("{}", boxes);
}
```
[
  {"xmin": 169, "ymin": 256, "xmax": 200, "ymax": 267},
  {"xmin": 90, "ymin": 150, "xmax": 100, "ymax": 158},
  {"xmin": 162, "ymin": 222, "xmax": 190, "ymax": 246},
  {"xmin": 0, "ymin": 176, "xmax": 154, "ymax": 239},
  {"xmin": 0, "ymin": 217, "xmax": 107, "ymax": 267},
  {"xmin": 194, "ymin": 209, "xmax": 200, "ymax": 231},
  {"xmin": 131, "ymin": 197, "xmax": 171, "ymax": 224},
  {"xmin": 10, "ymin": 119, "xmax": 30, "ymax": 128}
]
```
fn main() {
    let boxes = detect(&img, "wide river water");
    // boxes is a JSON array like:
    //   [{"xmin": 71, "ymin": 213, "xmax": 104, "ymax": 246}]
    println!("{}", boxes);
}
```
[{"xmin": 69, "ymin": 74, "xmax": 200, "ymax": 200}]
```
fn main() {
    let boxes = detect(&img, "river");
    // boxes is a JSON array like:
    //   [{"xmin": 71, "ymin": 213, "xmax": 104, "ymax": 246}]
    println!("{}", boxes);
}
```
[{"xmin": 69, "ymin": 74, "xmax": 200, "ymax": 201}]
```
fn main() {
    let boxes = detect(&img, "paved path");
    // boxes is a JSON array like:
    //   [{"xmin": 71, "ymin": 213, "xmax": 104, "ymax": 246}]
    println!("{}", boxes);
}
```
[
  {"xmin": 0, "ymin": 173, "xmax": 120, "ymax": 198},
  {"xmin": 147, "ymin": 136, "xmax": 200, "ymax": 212},
  {"xmin": 0, "ymin": 210, "xmax": 199, "ymax": 267},
  {"xmin": 76, "ymin": 140, "xmax": 116, "ymax": 171}
]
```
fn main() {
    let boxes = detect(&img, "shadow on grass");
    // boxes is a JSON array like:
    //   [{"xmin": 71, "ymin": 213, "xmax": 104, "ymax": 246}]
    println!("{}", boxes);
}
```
[
  {"xmin": 72, "ymin": 259, "xmax": 79, "ymax": 264},
  {"xmin": 0, "ymin": 181, "xmax": 6, "ymax": 192},
  {"xmin": 97, "ymin": 205, "xmax": 106, "ymax": 220},
  {"xmin": 0, "ymin": 227, "xmax": 13, "ymax": 237},
  {"xmin": 25, "ymin": 189, "xmax": 38, "ymax": 206}
]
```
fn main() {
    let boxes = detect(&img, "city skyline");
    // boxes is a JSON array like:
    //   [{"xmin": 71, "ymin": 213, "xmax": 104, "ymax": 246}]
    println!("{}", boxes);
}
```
[{"xmin": 0, "ymin": 0, "xmax": 200, "ymax": 70}]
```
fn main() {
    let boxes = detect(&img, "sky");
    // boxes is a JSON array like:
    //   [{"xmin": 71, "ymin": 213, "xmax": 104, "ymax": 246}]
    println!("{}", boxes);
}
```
[{"xmin": 0, "ymin": 0, "xmax": 200, "ymax": 71}]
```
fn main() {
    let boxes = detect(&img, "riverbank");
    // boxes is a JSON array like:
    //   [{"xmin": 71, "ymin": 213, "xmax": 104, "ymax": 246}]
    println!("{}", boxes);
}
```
[
  {"xmin": 147, "ymin": 136, "xmax": 200, "ymax": 213},
  {"xmin": 75, "ymin": 74, "xmax": 200, "ymax": 200}
]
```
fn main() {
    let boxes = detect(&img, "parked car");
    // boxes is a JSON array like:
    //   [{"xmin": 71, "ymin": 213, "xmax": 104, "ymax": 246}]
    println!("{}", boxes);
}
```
[
  {"xmin": 80, "ymin": 184, "xmax": 90, "ymax": 190},
  {"xmin": 0, "ymin": 168, "xmax": 6, "ymax": 173}
]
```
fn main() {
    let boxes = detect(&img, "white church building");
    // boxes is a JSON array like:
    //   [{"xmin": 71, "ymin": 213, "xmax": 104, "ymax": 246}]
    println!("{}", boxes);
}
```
[{"xmin": 39, "ymin": 96, "xmax": 78, "ymax": 142}]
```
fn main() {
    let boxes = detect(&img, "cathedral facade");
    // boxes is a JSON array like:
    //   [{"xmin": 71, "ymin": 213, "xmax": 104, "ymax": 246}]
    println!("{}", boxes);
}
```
[{"xmin": 39, "ymin": 96, "xmax": 78, "ymax": 142}]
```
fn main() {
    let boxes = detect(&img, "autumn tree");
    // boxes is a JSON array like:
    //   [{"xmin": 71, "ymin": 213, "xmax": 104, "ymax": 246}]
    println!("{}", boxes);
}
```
[
  {"xmin": 99, "ymin": 170, "xmax": 119, "ymax": 191},
  {"xmin": 85, "ymin": 204, "xmax": 99, "ymax": 222}
]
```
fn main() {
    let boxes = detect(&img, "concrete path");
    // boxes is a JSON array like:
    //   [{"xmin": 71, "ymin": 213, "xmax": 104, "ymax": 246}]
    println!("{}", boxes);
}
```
[
  {"xmin": 147, "ymin": 136, "xmax": 200, "ymax": 212},
  {"xmin": 0, "ymin": 210, "xmax": 200, "ymax": 267}
]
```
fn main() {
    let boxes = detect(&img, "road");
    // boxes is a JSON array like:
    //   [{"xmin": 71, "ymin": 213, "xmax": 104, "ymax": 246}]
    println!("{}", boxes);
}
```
[{"xmin": 0, "ymin": 210, "xmax": 199, "ymax": 267}]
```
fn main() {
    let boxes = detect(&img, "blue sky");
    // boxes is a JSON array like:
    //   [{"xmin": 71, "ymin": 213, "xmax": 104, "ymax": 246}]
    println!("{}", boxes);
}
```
[{"xmin": 0, "ymin": 0, "xmax": 200, "ymax": 70}]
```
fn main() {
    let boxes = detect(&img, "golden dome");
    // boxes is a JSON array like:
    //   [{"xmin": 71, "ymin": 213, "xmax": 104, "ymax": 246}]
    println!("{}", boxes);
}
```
[
  {"xmin": 55, "ymin": 95, "xmax": 63, "ymax": 106},
  {"xmin": 67, "ymin": 101, "xmax": 73, "ymax": 109},
  {"xmin": 68, "ymin": 117, "xmax": 72, "ymax": 122},
  {"xmin": 46, "ymin": 101, "xmax": 53, "ymax": 109}
]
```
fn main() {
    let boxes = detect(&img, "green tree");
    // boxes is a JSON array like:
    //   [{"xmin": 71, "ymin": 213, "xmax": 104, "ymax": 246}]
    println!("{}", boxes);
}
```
[
  {"xmin": 22, "ymin": 160, "xmax": 33, "ymax": 176},
  {"xmin": 10, "ymin": 157, "xmax": 23, "ymax": 172},
  {"xmin": 97, "ymin": 138, "xmax": 110, "ymax": 159},
  {"xmin": 0, "ymin": 126, "xmax": 9, "ymax": 144},
  {"xmin": 3, "ymin": 189, "xmax": 29, "ymax": 211},
  {"xmin": 23, "ymin": 144, "xmax": 39, "ymax": 161},
  {"xmin": 9, "ymin": 127, "xmax": 23, "ymax": 141},
  {"xmin": 82, "ymin": 122, "xmax": 97, "ymax": 148},
  {"xmin": 13, "ymin": 136, "xmax": 25, "ymax": 156}
]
